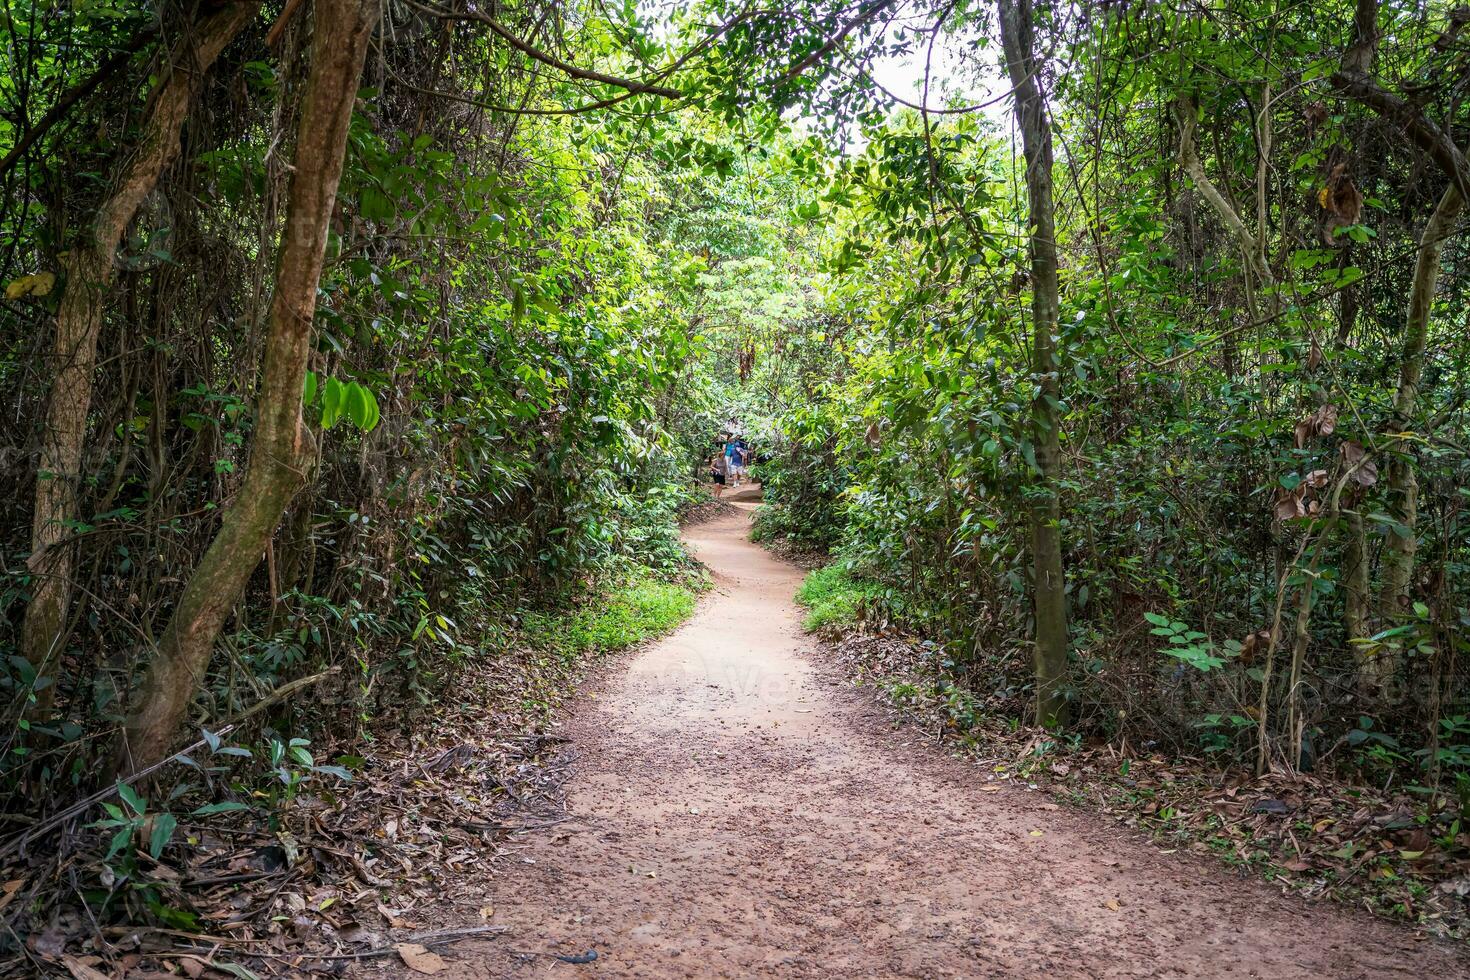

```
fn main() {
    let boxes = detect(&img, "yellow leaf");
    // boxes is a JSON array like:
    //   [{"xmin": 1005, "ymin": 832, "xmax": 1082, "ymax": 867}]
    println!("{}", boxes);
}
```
[
  {"xmin": 1028, "ymin": 829, "xmax": 1044, "ymax": 837},
  {"xmin": 1317, "ymin": 186, "xmax": 1330, "ymax": 209},
  {"xmin": 6, "ymin": 272, "xmax": 55, "ymax": 300},
  {"xmin": 1103, "ymin": 899, "xmax": 1122, "ymax": 911}
]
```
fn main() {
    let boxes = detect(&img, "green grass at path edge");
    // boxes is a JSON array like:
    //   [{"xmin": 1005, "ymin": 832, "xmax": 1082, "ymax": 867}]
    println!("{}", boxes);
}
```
[
  {"xmin": 522, "ymin": 574, "xmax": 698, "ymax": 660},
  {"xmin": 795, "ymin": 564, "xmax": 882, "ymax": 632}
]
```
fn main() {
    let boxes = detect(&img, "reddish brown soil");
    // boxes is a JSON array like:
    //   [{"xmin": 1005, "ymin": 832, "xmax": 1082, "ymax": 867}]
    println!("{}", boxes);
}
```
[{"xmin": 386, "ymin": 495, "xmax": 1470, "ymax": 978}]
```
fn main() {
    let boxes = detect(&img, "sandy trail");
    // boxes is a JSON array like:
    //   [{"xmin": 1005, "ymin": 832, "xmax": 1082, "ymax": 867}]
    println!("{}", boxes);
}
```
[{"xmin": 413, "ymin": 495, "xmax": 1468, "ymax": 978}]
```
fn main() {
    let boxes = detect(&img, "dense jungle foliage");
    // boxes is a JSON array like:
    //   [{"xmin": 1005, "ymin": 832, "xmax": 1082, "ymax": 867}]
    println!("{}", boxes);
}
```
[{"xmin": 2, "ymin": 0, "xmax": 1470, "ymax": 957}]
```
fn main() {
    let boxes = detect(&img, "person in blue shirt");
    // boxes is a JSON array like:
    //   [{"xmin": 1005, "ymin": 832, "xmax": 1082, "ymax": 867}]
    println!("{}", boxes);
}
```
[{"xmin": 724, "ymin": 435, "xmax": 743, "ymax": 487}]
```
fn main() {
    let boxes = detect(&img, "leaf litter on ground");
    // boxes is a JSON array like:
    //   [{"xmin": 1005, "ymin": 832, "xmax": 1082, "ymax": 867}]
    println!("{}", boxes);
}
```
[{"xmin": 0, "ymin": 644, "xmax": 591, "ymax": 978}]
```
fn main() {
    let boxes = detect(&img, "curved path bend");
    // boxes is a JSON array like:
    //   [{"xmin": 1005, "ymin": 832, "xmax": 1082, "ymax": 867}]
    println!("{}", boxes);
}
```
[{"xmin": 420, "ymin": 492, "xmax": 1467, "ymax": 978}]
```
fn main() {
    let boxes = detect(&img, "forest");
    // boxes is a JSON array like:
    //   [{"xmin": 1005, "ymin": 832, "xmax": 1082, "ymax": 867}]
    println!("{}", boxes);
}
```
[{"xmin": 2, "ymin": 0, "xmax": 1470, "ymax": 975}]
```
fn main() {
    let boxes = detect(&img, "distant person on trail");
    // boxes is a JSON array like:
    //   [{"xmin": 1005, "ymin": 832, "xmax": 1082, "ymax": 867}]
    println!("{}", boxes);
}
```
[
  {"xmin": 724, "ymin": 434, "xmax": 743, "ymax": 487},
  {"xmin": 708, "ymin": 452, "xmax": 727, "ymax": 497},
  {"xmin": 736, "ymin": 437, "xmax": 752, "ymax": 484}
]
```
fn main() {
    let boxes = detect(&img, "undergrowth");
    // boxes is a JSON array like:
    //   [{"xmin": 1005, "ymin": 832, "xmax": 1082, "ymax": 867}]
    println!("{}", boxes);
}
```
[
  {"xmin": 523, "ymin": 573, "xmax": 700, "ymax": 660},
  {"xmin": 794, "ymin": 564, "xmax": 881, "ymax": 631}
]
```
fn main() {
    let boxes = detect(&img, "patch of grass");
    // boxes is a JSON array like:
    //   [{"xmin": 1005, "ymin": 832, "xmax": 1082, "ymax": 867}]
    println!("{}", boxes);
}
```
[
  {"xmin": 794, "ymin": 564, "xmax": 881, "ymax": 632},
  {"xmin": 524, "ymin": 575, "xmax": 697, "ymax": 660}
]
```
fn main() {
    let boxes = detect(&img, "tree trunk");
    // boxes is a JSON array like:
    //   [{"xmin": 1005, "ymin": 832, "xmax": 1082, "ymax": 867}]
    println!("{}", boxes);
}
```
[
  {"xmin": 997, "ymin": 0, "xmax": 1070, "ymax": 728},
  {"xmin": 1376, "ymin": 185, "xmax": 1462, "ymax": 644},
  {"xmin": 115, "ymin": 0, "xmax": 378, "ymax": 774},
  {"xmin": 1342, "ymin": 508, "xmax": 1376, "ymax": 691},
  {"xmin": 20, "ymin": 2, "xmax": 258, "ymax": 719},
  {"xmin": 1329, "ymin": 0, "xmax": 1466, "ymax": 698}
]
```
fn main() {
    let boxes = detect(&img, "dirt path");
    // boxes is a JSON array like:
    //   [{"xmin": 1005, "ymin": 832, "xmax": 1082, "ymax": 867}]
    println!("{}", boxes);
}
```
[{"xmin": 407, "ymin": 496, "xmax": 1468, "ymax": 978}]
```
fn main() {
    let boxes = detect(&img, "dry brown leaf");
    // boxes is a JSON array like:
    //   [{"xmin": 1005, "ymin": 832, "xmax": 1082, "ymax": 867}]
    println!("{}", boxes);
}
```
[
  {"xmin": 0, "ymin": 879, "xmax": 23, "ymax": 914},
  {"xmin": 1239, "ymin": 630, "xmax": 1269, "ymax": 665},
  {"xmin": 1323, "ymin": 164, "xmax": 1363, "ymax": 228},
  {"xmin": 59, "ymin": 957, "xmax": 110, "ymax": 980},
  {"xmin": 1314, "ymin": 403, "xmax": 1337, "ymax": 436},
  {"xmin": 1273, "ymin": 494, "xmax": 1304, "ymax": 522},
  {"xmin": 396, "ymin": 942, "xmax": 447, "ymax": 975},
  {"xmin": 1293, "ymin": 419, "xmax": 1314, "ymax": 449},
  {"xmin": 379, "ymin": 902, "xmax": 421, "ymax": 929}
]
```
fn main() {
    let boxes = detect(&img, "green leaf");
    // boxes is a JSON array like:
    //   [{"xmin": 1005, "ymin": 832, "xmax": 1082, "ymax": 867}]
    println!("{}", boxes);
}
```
[
  {"xmin": 117, "ymin": 782, "xmax": 146, "ymax": 817},
  {"xmin": 362, "ymin": 387, "xmax": 380, "ymax": 430},
  {"xmin": 303, "ymin": 371, "xmax": 318, "ymax": 406},
  {"xmin": 311, "ymin": 764, "xmax": 353, "ymax": 781},
  {"xmin": 344, "ymin": 382, "xmax": 379, "ymax": 431},
  {"xmin": 105, "ymin": 822, "xmax": 133, "ymax": 861},
  {"xmin": 148, "ymin": 812, "xmax": 177, "ymax": 858},
  {"xmin": 191, "ymin": 801, "xmax": 249, "ymax": 816},
  {"xmin": 322, "ymin": 377, "xmax": 344, "ymax": 430}
]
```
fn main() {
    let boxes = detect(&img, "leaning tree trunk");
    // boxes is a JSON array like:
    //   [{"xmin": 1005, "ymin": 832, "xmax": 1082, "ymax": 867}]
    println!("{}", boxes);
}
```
[
  {"xmin": 1375, "ymin": 185, "xmax": 1462, "ymax": 658},
  {"xmin": 997, "ymin": 0, "xmax": 1070, "ymax": 728},
  {"xmin": 20, "ymin": 2, "xmax": 259, "ymax": 720},
  {"xmin": 115, "ymin": 0, "xmax": 378, "ymax": 774},
  {"xmin": 1330, "ymin": 0, "xmax": 1469, "ymax": 698}
]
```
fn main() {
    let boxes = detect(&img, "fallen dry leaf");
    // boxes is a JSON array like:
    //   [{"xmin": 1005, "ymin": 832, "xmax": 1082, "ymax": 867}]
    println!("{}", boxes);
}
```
[
  {"xmin": 379, "ymin": 902, "xmax": 422, "ymax": 929},
  {"xmin": 396, "ymin": 942, "xmax": 447, "ymax": 975},
  {"xmin": 60, "ymin": 956, "xmax": 110, "ymax": 980},
  {"xmin": 0, "ymin": 879, "xmax": 23, "ymax": 914}
]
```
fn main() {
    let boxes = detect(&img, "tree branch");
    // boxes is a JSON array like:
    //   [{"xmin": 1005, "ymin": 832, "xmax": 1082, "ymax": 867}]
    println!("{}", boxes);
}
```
[
  {"xmin": 404, "ymin": 0, "xmax": 683, "ymax": 99},
  {"xmin": 1330, "ymin": 0, "xmax": 1470, "ymax": 201},
  {"xmin": 779, "ymin": 0, "xmax": 898, "ymax": 86},
  {"xmin": 1173, "ymin": 95, "xmax": 1273, "ymax": 287},
  {"xmin": 0, "ymin": 30, "xmax": 155, "ymax": 182}
]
